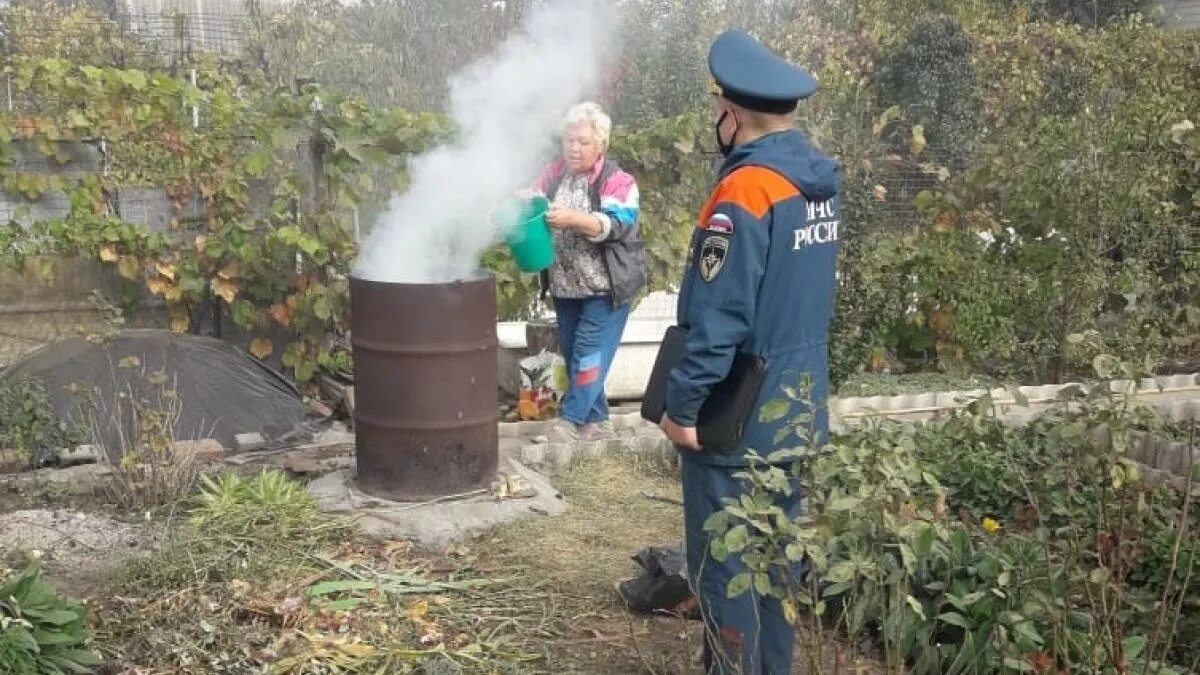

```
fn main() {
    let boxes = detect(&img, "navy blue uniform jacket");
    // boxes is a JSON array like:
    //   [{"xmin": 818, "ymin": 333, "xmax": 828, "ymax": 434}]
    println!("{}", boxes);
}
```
[{"xmin": 665, "ymin": 129, "xmax": 841, "ymax": 467}]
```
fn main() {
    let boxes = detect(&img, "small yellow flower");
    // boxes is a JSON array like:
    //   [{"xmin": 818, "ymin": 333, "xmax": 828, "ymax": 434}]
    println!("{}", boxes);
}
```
[{"xmin": 982, "ymin": 517, "xmax": 1002, "ymax": 535}]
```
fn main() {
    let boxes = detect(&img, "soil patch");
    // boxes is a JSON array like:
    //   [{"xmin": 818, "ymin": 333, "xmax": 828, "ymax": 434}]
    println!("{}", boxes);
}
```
[{"xmin": 0, "ymin": 508, "xmax": 153, "ymax": 597}]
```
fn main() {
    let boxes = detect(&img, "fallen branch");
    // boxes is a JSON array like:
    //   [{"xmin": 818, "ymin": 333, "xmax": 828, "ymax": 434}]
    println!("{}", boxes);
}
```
[{"xmin": 641, "ymin": 491, "xmax": 683, "ymax": 506}]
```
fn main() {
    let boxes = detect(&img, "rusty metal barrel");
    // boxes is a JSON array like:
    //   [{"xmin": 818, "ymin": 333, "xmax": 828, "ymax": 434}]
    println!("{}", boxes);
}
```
[{"xmin": 349, "ymin": 274, "xmax": 498, "ymax": 501}]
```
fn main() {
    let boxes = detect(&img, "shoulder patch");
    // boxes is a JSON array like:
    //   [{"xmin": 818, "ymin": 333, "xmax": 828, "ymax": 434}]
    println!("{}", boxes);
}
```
[
  {"xmin": 705, "ymin": 213, "xmax": 734, "ymax": 233},
  {"xmin": 698, "ymin": 235, "xmax": 729, "ymax": 282}
]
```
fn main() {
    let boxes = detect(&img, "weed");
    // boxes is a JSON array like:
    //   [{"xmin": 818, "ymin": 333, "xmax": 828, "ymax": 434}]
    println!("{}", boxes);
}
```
[
  {"xmin": 0, "ymin": 565, "xmax": 102, "ymax": 674},
  {"xmin": 71, "ymin": 363, "xmax": 203, "ymax": 511}
]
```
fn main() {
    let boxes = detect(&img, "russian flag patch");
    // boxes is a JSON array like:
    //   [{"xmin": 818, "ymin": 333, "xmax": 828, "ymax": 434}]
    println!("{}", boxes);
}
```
[
  {"xmin": 706, "ymin": 213, "xmax": 734, "ymax": 234},
  {"xmin": 575, "ymin": 352, "xmax": 602, "ymax": 387}
]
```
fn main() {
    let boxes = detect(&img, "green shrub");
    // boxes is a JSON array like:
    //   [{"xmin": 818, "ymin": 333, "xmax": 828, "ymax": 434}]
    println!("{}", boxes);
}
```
[
  {"xmin": 0, "ymin": 377, "xmax": 82, "ymax": 472},
  {"xmin": 707, "ymin": 357, "xmax": 1198, "ymax": 673}
]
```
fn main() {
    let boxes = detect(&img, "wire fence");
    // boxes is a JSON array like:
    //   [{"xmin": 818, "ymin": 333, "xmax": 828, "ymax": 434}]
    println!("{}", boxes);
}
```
[{"xmin": 0, "ymin": 4, "xmax": 1195, "ymax": 361}]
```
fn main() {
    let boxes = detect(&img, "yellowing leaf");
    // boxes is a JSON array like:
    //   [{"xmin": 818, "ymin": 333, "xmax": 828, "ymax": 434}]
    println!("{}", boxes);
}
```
[
  {"xmin": 269, "ymin": 303, "xmax": 292, "ymax": 328},
  {"xmin": 99, "ymin": 244, "xmax": 119, "ymax": 262},
  {"xmin": 156, "ymin": 262, "xmax": 177, "ymax": 280},
  {"xmin": 147, "ymin": 278, "xmax": 168, "ymax": 296},
  {"xmin": 170, "ymin": 314, "xmax": 190, "ymax": 333},
  {"xmin": 910, "ymin": 124, "xmax": 927, "ymax": 158},
  {"xmin": 217, "ymin": 261, "xmax": 240, "ymax": 280},
  {"xmin": 872, "ymin": 185, "xmax": 888, "ymax": 202},
  {"xmin": 194, "ymin": 235, "xmax": 207, "ymax": 253},
  {"xmin": 212, "ymin": 278, "xmax": 239, "ymax": 304},
  {"xmin": 408, "ymin": 599, "xmax": 428, "ymax": 622},
  {"xmin": 249, "ymin": 337, "xmax": 274, "ymax": 360},
  {"xmin": 117, "ymin": 256, "xmax": 141, "ymax": 280},
  {"xmin": 335, "ymin": 642, "xmax": 375, "ymax": 658},
  {"xmin": 783, "ymin": 599, "xmax": 799, "ymax": 625}
]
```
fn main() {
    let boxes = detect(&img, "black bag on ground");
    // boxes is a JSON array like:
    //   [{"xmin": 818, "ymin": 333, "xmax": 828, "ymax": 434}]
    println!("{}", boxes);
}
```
[
  {"xmin": 616, "ymin": 545, "xmax": 698, "ymax": 619},
  {"xmin": 640, "ymin": 325, "xmax": 768, "ymax": 455}
]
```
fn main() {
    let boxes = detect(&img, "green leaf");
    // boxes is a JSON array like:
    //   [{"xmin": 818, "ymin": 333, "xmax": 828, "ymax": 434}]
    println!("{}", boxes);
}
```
[
  {"xmin": 913, "ymin": 522, "xmax": 936, "ymax": 557},
  {"xmin": 753, "ymin": 573, "xmax": 772, "ymax": 596},
  {"xmin": 726, "ymin": 573, "xmax": 752, "ymax": 598},
  {"xmin": 120, "ymin": 69, "xmax": 148, "ymax": 91},
  {"xmin": 709, "ymin": 537, "xmax": 730, "ymax": 562},
  {"xmin": 900, "ymin": 543, "xmax": 917, "ymax": 575},
  {"xmin": 1123, "ymin": 635, "xmax": 1147, "ymax": 660},
  {"xmin": 1093, "ymin": 355, "xmax": 1118, "ymax": 380},
  {"xmin": 30, "ymin": 627, "xmax": 82, "ymax": 646},
  {"xmin": 29, "ymin": 609, "xmax": 82, "ymax": 626},
  {"xmin": 905, "ymin": 595, "xmax": 926, "ymax": 620},
  {"xmin": 243, "ymin": 147, "xmax": 272, "ymax": 177},
  {"xmin": 758, "ymin": 399, "xmax": 790, "ymax": 423},
  {"xmin": 1002, "ymin": 657, "xmax": 1035, "ymax": 672},
  {"xmin": 45, "ymin": 650, "xmax": 102, "ymax": 670},
  {"xmin": 724, "ymin": 525, "xmax": 749, "ymax": 554},
  {"xmin": 937, "ymin": 612, "xmax": 971, "ymax": 629},
  {"xmin": 307, "ymin": 580, "xmax": 376, "ymax": 597},
  {"xmin": 313, "ymin": 295, "xmax": 332, "ymax": 321},
  {"xmin": 784, "ymin": 543, "xmax": 806, "ymax": 562},
  {"xmin": 322, "ymin": 597, "xmax": 368, "ymax": 612},
  {"xmin": 826, "ymin": 561, "xmax": 855, "ymax": 584},
  {"xmin": 827, "ymin": 495, "xmax": 862, "ymax": 513},
  {"xmin": 822, "ymin": 582, "xmax": 851, "ymax": 598}
]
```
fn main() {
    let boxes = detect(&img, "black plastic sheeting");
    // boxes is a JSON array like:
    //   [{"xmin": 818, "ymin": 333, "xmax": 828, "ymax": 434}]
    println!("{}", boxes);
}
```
[
  {"xmin": 1, "ymin": 330, "xmax": 311, "ymax": 457},
  {"xmin": 617, "ymin": 545, "xmax": 699, "ymax": 619}
]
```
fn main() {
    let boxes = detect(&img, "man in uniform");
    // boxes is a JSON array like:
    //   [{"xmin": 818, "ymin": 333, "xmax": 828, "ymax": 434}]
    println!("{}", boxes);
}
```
[{"xmin": 659, "ymin": 29, "xmax": 842, "ymax": 675}]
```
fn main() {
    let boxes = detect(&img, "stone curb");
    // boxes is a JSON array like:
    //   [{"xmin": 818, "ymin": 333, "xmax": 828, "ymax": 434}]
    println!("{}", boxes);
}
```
[
  {"xmin": 832, "ymin": 373, "xmax": 1200, "ymax": 418},
  {"xmin": 515, "ymin": 435, "xmax": 677, "ymax": 472}
]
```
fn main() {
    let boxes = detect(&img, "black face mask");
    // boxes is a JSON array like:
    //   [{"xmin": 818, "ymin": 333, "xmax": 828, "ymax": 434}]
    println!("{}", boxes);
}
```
[{"xmin": 714, "ymin": 110, "xmax": 738, "ymax": 157}]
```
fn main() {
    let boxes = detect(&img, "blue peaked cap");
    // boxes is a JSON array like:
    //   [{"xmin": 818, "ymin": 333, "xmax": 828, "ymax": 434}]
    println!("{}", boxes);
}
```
[{"xmin": 708, "ymin": 29, "xmax": 818, "ymax": 113}]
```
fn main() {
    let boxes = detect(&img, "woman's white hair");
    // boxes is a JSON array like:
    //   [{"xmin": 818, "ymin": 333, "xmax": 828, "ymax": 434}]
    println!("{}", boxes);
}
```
[{"xmin": 563, "ymin": 101, "xmax": 612, "ymax": 148}]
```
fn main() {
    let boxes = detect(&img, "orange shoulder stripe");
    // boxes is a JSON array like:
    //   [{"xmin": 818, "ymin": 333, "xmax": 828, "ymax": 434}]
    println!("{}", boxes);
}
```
[{"xmin": 698, "ymin": 165, "xmax": 801, "ymax": 226}]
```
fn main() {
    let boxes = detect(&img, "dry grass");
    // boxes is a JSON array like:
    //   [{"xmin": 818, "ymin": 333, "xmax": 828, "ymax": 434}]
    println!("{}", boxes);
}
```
[
  {"xmin": 54, "ymin": 452, "xmax": 860, "ymax": 674},
  {"xmin": 467, "ymin": 454, "xmax": 705, "ymax": 675},
  {"xmin": 22, "ymin": 449, "xmax": 877, "ymax": 674}
]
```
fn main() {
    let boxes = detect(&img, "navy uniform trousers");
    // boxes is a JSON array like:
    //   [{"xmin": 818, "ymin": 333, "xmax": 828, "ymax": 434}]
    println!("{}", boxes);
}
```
[{"xmin": 681, "ymin": 457, "xmax": 806, "ymax": 675}]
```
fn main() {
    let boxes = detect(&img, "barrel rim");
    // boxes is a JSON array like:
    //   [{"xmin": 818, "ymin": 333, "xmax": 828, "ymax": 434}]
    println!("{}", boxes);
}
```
[{"xmin": 349, "ymin": 271, "xmax": 495, "ymax": 287}]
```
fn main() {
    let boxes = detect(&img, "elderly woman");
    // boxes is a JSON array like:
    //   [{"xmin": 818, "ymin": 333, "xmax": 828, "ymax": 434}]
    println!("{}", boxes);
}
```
[{"xmin": 525, "ymin": 102, "xmax": 646, "ymax": 442}]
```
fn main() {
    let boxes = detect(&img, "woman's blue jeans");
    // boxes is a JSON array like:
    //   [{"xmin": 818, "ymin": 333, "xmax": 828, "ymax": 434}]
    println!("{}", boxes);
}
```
[{"xmin": 553, "ymin": 296, "xmax": 631, "ymax": 425}]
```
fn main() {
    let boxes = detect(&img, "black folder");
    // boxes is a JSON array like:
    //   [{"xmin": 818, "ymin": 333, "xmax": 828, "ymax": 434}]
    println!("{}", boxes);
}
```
[{"xmin": 640, "ymin": 325, "xmax": 768, "ymax": 455}]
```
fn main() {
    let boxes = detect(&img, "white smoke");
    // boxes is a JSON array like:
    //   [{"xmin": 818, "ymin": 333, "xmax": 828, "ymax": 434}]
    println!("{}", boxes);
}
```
[{"xmin": 352, "ymin": 0, "xmax": 618, "ymax": 284}]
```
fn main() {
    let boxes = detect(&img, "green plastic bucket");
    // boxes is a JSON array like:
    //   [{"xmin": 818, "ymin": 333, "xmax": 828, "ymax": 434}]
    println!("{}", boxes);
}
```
[{"xmin": 493, "ymin": 196, "xmax": 555, "ymax": 273}]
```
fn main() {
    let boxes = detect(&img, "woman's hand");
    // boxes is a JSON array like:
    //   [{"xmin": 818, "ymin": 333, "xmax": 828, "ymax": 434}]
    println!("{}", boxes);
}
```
[{"xmin": 546, "ymin": 206, "xmax": 586, "ymax": 231}]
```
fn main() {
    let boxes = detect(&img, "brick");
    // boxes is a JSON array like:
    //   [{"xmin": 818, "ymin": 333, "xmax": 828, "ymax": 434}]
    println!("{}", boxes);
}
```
[
  {"xmin": 57, "ymin": 444, "xmax": 103, "ymax": 467},
  {"xmin": 520, "ymin": 444, "xmax": 547, "ymax": 467},
  {"xmin": 234, "ymin": 432, "xmax": 266, "ymax": 452},
  {"xmin": 171, "ymin": 439, "xmax": 225, "ymax": 462},
  {"xmin": 549, "ymin": 443, "xmax": 575, "ymax": 470},
  {"xmin": 578, "ymin": 441, "xmax": 603, "ymax": 460}
]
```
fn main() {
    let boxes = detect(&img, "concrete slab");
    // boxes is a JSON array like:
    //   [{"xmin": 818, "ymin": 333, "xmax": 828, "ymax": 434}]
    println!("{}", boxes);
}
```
[{"xmin": 306, "ymin": 457, "xmax": 567, "ymax": 551}]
